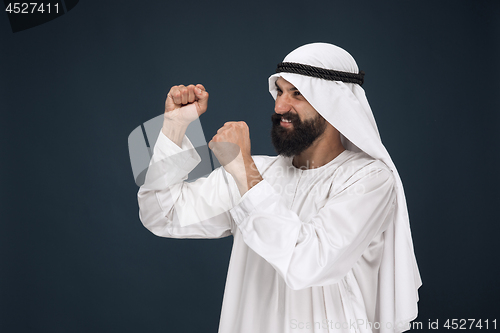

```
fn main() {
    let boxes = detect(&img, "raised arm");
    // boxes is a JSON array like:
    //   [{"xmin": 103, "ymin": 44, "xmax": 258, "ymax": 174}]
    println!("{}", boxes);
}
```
[{"xmin": 137, "ymin": 84, "xmax": 239, "ymax": 239}]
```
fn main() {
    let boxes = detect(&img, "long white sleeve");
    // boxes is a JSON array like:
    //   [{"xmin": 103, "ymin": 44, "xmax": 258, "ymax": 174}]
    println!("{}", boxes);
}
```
[
  {"xmin": 137, "ymin": 131, "xmax": 239, "ymax": 239},
  {"xmin": 229, "ymin": 163, "xmax": 396, "ymax": 290}
]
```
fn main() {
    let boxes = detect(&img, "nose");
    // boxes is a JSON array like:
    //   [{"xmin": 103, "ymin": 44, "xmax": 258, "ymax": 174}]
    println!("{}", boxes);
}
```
[{"xmin": 274, "ymin": 94, "xmax": 292, "ymax": 115}]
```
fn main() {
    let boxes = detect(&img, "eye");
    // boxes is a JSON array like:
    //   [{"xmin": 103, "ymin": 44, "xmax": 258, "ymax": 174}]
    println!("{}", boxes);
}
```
[
  {"xmin": 277, "ymin": 88, "xmax": 283, "ymax": 96},
  {"xmin": 294, "ymin": 91, "xmax": 302, "ymax": 96}
]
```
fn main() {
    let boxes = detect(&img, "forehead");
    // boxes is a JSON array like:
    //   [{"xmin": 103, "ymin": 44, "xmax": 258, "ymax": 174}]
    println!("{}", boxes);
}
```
[{"xmin": 276, "ymin": 77, "xmax": 298, "ymax": 90}]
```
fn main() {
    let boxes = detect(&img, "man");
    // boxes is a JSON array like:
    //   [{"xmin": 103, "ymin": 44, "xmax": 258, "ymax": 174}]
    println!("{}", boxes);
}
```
[{"xmin": 137, "ymin": 43, "xmax": 421, "ymax": 333}]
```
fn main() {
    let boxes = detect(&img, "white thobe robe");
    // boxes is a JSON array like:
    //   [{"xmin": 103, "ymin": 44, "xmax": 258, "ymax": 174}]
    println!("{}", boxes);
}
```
[{"xmin": 138, "ymin": 131, "xmax": 397, "ymax": 333}]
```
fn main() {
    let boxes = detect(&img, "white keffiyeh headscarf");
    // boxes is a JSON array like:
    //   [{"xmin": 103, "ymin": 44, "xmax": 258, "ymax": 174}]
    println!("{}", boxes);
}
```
[{"xmin": 268, "ymin": 43, "xmax": 422, "ymax": 333}]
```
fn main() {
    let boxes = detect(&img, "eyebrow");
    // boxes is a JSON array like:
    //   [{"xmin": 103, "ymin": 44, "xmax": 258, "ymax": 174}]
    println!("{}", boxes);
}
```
[{"xmin": 275, "ymin": 81, "xmax": 299, "ymax": 91}]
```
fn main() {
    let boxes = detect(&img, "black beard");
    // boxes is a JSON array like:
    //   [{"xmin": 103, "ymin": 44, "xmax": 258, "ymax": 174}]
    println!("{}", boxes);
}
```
[{"xmin": 270, "ymin": 111, "xmax": 327, "ymax": 157}]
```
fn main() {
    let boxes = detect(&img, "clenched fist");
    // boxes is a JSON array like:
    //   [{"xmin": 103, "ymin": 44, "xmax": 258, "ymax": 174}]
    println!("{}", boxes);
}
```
[
  {"xmin": 209, "ymin": 121, "xmax": 262, "ymax": 195},
  {"xmin": 209, "ymin": 121, "xmax": 251, "ymax": 161},
  {"xmin": 162, "ymin": 84, "xmax": 208, "ymax": 146},
  {"xmin": 165, "ymin": 84, "xmax": 209, "ymax": 126}
]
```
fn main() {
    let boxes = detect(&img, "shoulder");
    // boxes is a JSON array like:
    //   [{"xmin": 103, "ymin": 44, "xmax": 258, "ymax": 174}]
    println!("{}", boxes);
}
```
[
  {"xmin": 342, "ymin": 151, "xmax": 392, "ymax": 174},
  {"xmin": 334, "ymin": 150, "xmax": 395, "ymax": 191}
]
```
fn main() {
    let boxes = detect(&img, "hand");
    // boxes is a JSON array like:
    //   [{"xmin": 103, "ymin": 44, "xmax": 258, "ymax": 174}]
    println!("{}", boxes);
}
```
[
  {"xmin": 209, "ymin": 122, "xmax": 262, "ymax": 195},
  {"xmin": 209, "ymin": 121, "xmax": 251, "ymax": 172},
  {"xmin": 164, "ymin": 84, "xmax": 208, "ymax": 126}
]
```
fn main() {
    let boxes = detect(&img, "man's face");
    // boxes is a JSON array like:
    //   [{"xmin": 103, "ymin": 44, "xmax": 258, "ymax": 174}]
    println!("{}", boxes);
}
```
[{"xmin": 271, "ymin": 77, "xmax": 327, "ymax": 157}]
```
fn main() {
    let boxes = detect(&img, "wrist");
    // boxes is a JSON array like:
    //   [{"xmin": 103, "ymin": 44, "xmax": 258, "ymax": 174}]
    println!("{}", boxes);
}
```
[
  {"xmin": 243, "ymin": 156, "xmax": 263, "ymax": 191},
  {"xmin": 162, "ymin": 119, "xmax": 189, "ymax": 147}
]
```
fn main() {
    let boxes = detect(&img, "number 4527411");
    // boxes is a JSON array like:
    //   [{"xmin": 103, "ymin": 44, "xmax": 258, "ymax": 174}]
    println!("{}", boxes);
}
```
[
  {"xmin": 5, "ymin": 3, "xmax": 60, "ymax": 14},
  {"xmin": 443, "ymin": 319, "xmax": 496, "ymax": 330}
]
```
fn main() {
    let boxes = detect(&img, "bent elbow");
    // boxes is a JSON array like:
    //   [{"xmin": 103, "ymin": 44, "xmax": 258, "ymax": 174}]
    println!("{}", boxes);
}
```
[
  {"xmin": 137, "ymin": 189, "xmax": 173, "ymax": 237},
  {"xmin": 138, "ymin": 208, "xmax": 173, "ymax": 237}
]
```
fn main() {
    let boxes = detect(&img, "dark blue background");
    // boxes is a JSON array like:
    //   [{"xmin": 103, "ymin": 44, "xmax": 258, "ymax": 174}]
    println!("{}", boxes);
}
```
[{"xmin": 1, "ymin": 0, "xmax": 499, "ymax": 332}]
